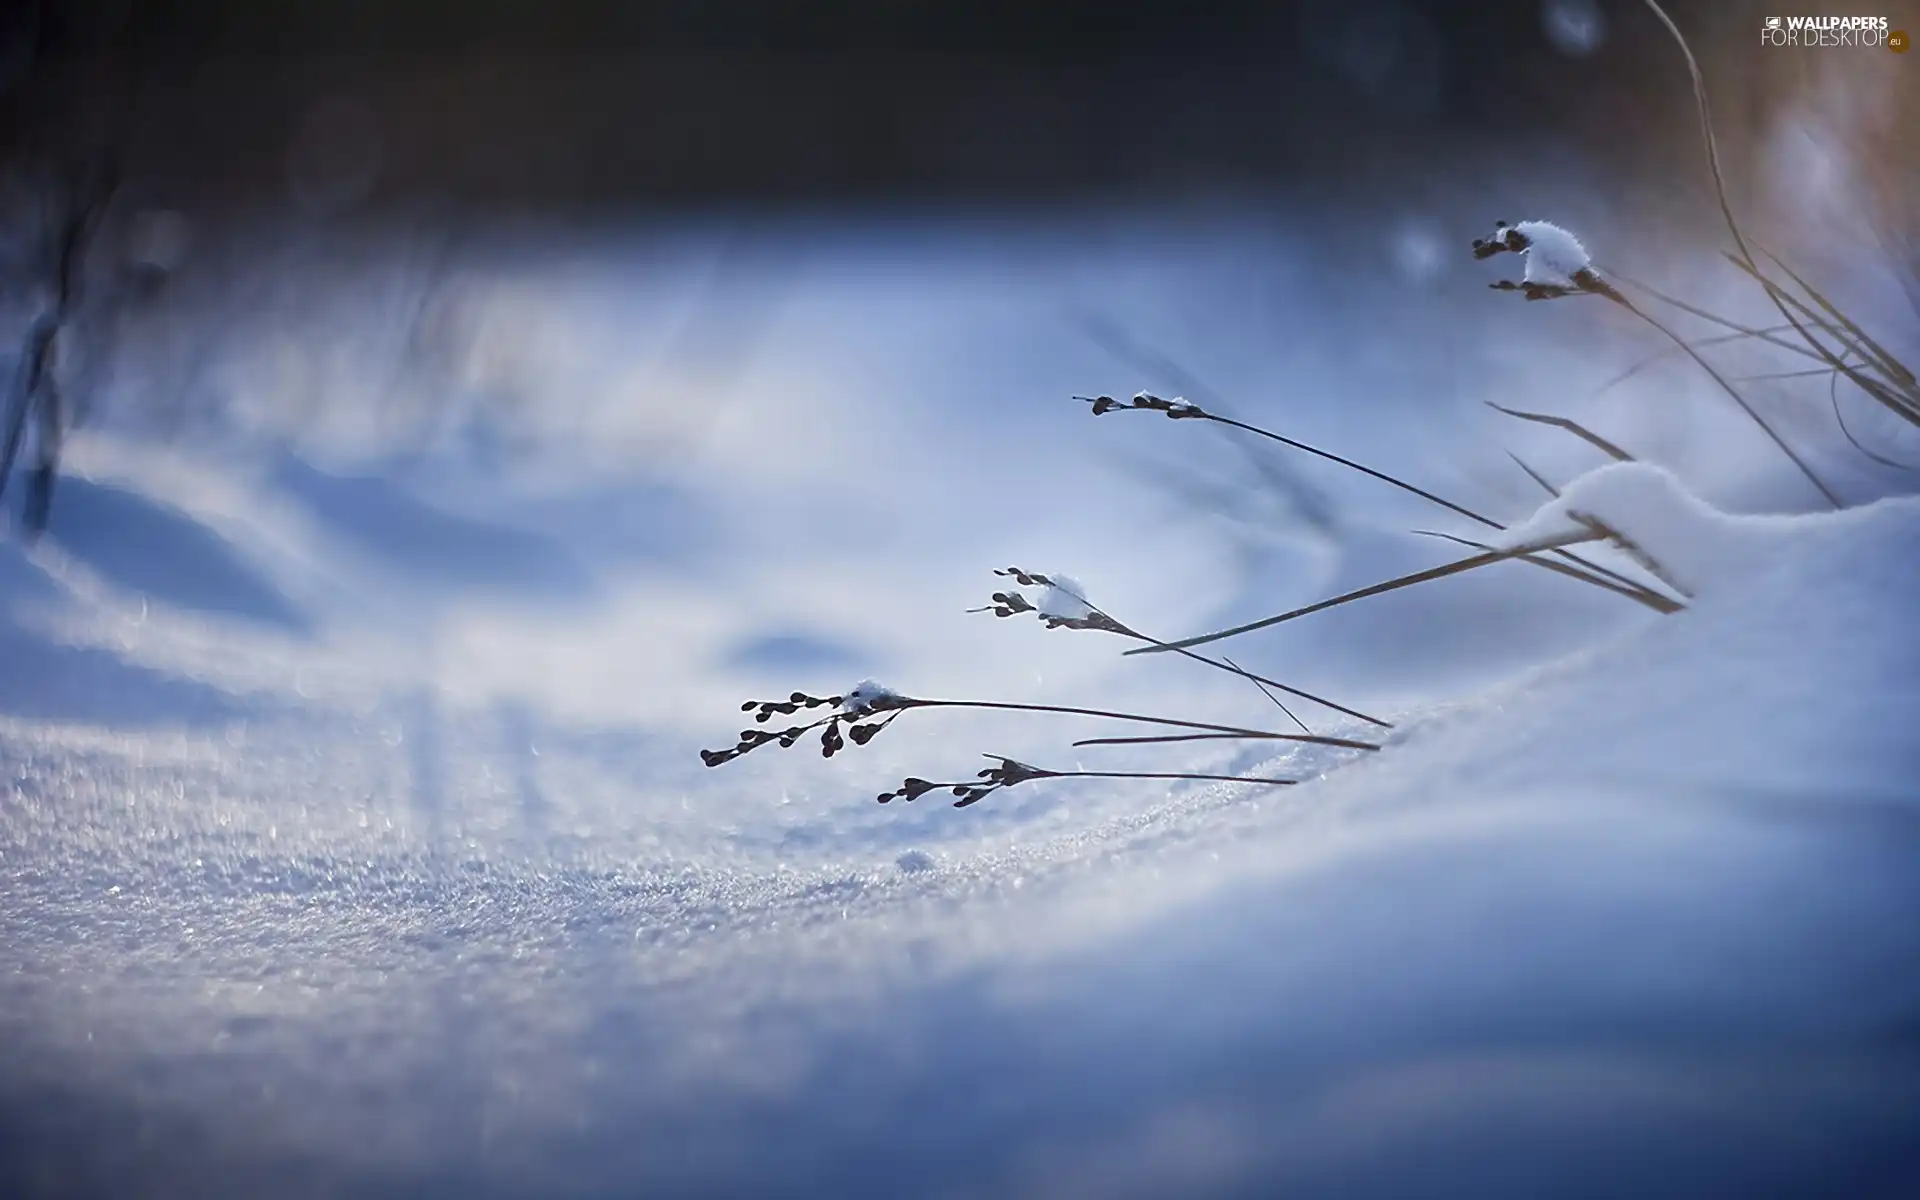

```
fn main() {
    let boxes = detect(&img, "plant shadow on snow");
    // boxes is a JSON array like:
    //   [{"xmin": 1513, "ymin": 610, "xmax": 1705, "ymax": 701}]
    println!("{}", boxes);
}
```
[
  {"xmin": 270, "ymin": 455, "xmax": 596, "ymax": 599},
  {"xmin": 0, "ymin": 538, "xmax": 248, "ymax": 728},
  {"xmin": 25, "ymin": 476, "xmax": 309, "ymax": 632}
]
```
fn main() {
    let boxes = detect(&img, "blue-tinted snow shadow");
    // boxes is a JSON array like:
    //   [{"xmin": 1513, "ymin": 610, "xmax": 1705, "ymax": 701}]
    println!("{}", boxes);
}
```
[
  {"xmin": 271, "ymin": 456, "xmax": 596, "ymax": 598},
  {"xmin": 23, "ymin": 476, "xmax": 308, "ymax": 632},
  {"xmin": 725, "ymin": 631, "xmax": 870, "ymax": 675},
  {"xmin": 0, "ymin": 547, "xmax": 246, "ymax": 727}
]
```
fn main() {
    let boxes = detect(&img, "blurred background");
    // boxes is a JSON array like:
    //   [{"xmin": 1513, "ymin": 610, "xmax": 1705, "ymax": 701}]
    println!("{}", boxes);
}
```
[{"xmin": 1, "ymin": 0, "xmax": 1917, "ymax": 1195}]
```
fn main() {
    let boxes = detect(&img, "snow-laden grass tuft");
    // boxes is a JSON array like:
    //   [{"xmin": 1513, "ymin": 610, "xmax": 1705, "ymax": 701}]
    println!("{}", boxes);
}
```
[{"xmin": 1492, "ymin": 462, "xmax": 1805, "ymax": 597}]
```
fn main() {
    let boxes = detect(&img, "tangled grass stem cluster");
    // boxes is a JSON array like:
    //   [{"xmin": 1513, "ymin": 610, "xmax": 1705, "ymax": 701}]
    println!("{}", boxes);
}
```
[
  {"xmin": 701, "ymin": 0, "xmax": 1912, "ymax": 814},
  {"xmin": 700, "ymin": 681, "xmax": 1376, "ymax": 808}
]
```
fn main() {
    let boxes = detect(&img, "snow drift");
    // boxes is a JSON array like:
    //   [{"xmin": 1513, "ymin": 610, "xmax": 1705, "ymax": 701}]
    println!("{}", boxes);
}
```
[{"xmin": 2, "ymin": 449, "xmax": 1918, "ymax": 1196}]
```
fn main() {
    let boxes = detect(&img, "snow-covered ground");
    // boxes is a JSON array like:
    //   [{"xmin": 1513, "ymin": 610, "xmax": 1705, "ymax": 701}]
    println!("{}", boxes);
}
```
[{"xmin": 2, "ymin": 212, "xmax": 1918, "ymax": 1196}]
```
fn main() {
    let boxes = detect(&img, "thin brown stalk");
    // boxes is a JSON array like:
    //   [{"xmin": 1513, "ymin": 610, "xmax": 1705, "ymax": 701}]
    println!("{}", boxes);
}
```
[
  {"xmin": 1222, "ymin": 654, "xmax": 1312, "ymax": 734},
  {"xmin": 1410, "ymin": 530, "xmax": 1685, "ymax": 613},
  {"xmin": 1003, "ymin": 576, "xmax": 1394, "ymax": 729},
  {"xmin": 1486, "ymin": 402, "xmax": 1635, "ymax": 462},
  {"xmin": 1015, "ymin": 766, "xmax": 1295, "ymax": 786},
  {"xmin": 1754, "ymin": 244, "xmax": 1916, "ymax": 390},
  {"xmin": 1128, "ymin": 528, "xmax": 1606, "ymax": 655},
  {"xmin": 1582, "ymin": 324, "xmax": 1809, "ymax": 409},
  {"xmin": 1507, "ymin": 451, "xmax": 1560, "ymax": 498},
  {"xmin": 1721, "ymin": 253, "xmax": 1920, "ymax": 427},
  {"xmin": 1607, "ymin": 274, "xmax": 1834, "ymax": 364},
  {"xmin": 908, "ymin": 698, "xmax": 1380, "ymax": 751},
  {"xmin": 1641, "ymin": 0, "xmax": 1907, "ymax": 479},
  {"xmin": 1828, "ymin": 368, "xmax": 1920, "ymax": 472},
  {"xmin": 1617, "ymin": 291, "xmax": 1844, "ymax": 507},
  {"xmin": 1089, "ymin": 399, "xmax": 1667, "ymax": 607},
  {"xmin": 1072, "ymin": 732, "xmax": 1277, "ymax": 748}
]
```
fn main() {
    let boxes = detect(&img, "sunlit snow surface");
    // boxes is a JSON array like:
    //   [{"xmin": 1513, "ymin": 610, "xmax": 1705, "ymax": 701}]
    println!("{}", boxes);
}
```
[{"xmin": 3, "ymin": 218, "xmax": 1919, "ymax": 1196}]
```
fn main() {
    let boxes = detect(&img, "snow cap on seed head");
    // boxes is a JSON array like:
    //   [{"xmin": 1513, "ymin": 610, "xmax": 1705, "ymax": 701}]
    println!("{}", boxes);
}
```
[
  {"xmin": 1474, "ymin": 219, "xmax": 1592, "ymax": 286},
  {"xmin": 1515, "ymin": 221, "xmax": 1591, "ymax": 287},
  {"xmin": 1035, "ymin": 574, "xmax": 1095, "ymax": 622},
  {"xmin": 840, "ymin": 680, "xmax": 902, "ymax": 716}
]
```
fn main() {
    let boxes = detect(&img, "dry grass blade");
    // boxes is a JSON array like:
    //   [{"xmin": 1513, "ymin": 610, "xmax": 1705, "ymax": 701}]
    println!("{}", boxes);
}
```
[
  {"xmin": 1507, "ymin": 451, "xmax": 1560, "ymax": 498},
  {"xmin": 1754, "ymin": 244, "xmax": 1917, "ymax": 390},
  {"xmin": 1828, "ymin": 367, "xmax": 1920, "ymax": 471},
  {"xmin": 1486, "ymin": 402, "xmax": 1634, "ymax": 462},
  {"xmin": 1089, "ymin": 397, "xmax": 1674, "ymax": 608},
  {"xmin": 1028, "ymin": 766, "xmax": 1296, "ymax": 786},
  {"xmin": 1221, "ymin": 654, "xmax": 1311, "ymax": 734},
  {"xmin": 1727, "ymin": 368, "xmax": 1851, "ymax": 383},
  {"xmin": 1128, "ymin": 528, "xmax": 1607, "ymax": 655},
  {"xmin": 1608, "ymin": 274, "xmax": 1835, "ymax": 365},
  {"xmin": 1639, "ymin": 0, "xmax": 1908, "ymax": 476},
  {"xmin": 1583, "ymin": 325, "xmax": 1810, "ymax": 409},
  {"xmin": 1072, "ymin": 732, "xmax": 1278, "ymax": 747},
  {"xmin": 1617, "ymin": 291, "xmax": 1844, "ymax": 507},
  {"xmin": 1129, "ymin": 632, "xmax": 1392, "ymax": 729},
  {"xmin": 913, "ymin": 699, "xmax": 1382, "ymax": 751},
  {"xmin": 989, "ymin": 571, "xmax": 1395, "ymax": 729},
  {"xmin": 1183, "ymin": 408, "xmax": 1498, "ymax": 529},
  {"xmin": 1721, "ymin": 253, "xmax": 1920, "ymax": 428},
  {"xmin": 1412, "ymin": 530, "xmax": 1685, "ymax": 612}
]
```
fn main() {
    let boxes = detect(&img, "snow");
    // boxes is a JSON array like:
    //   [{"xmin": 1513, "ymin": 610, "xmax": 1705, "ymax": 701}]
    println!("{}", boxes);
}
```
[
  {"xmin": 840, "ymin": 679, "xmax": 901, "ymax": 715},
  {"xmin": 1515, "ymin": 220, "xmax": 1591, "ymax": 286},
  {"xmin": 1492, "ymin": 462, "xmax": 1828, "ymax": 595},
  {"xmin": 2, "ymin": 217, "xmax": 1917, "ymax": 1196},
  {"xmin": 1486, "ymin": 219, "xmax": 1594, "ymax": 287},
  {"xmin": 1035, "ymin": 573, "xmax": 1096, "ymax": 621},
  {"xmin": 4, "ymin": 462, "xmax": 1915, "ymax": 1196}
]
